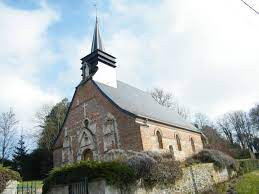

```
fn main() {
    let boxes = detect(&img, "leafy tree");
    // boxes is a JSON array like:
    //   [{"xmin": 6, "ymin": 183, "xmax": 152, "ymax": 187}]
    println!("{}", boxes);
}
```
[
  {"xmin": 23, "ymin": 148, "xmax": 53, "ymax": 180},
  {"xmin": 37, "ymin": 98, "xmax": 69, "ymax": 150},
  {"xmin": 12, "ymin": 134, "xmax": 27, "ymax": 177}
]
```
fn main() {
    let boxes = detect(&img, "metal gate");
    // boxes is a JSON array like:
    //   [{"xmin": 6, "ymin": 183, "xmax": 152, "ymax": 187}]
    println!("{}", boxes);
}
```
[
  {"xmin": 16, "ymin": 181, "xmax": 38, "ymax": 194},
  {"xmin": 69, "ymin": 178, "xmax": 88, "ymax": 194}
]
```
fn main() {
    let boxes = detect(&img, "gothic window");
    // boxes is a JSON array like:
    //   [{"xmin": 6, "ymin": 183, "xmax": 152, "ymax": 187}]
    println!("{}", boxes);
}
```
[
  {"xmin": 84, "ymin": 119, "xmax": 89, "ymax": 128},
  {"xmin": 103, "ymin": 119, "xmax": 114, "ymax": 135},
  {"xmin": 103, "ymin": 117, "xmax": 117, "ymax": 152},
  {"xmin": 191, "ymin": 138, "xmax": 196, "ymax": 152},
  {"xmin": 156, "ymin": 131, "xmax": 163, "ymax": 149},
  {"xmin": 82, "ymin": 149, "xmax": 93, "ymax": 160},
  {"xmin": 176, "ymin": 134, "xmax": 182, "ymax": 151},
  {"xmin": 63, "ymin": 128, "xmax": 70, "ymax": 148}
]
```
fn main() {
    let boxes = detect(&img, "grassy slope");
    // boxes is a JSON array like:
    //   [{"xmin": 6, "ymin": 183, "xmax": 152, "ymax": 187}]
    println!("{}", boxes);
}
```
[{"xmin": 234, "ymin": 170, "xmax": 259, "ymax": 194}]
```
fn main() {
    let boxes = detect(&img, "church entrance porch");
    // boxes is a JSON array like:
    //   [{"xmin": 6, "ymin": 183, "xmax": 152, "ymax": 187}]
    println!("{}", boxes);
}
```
[{"xmin": 82, "ymin": 149, "xmax": 93, "ymax": 160}]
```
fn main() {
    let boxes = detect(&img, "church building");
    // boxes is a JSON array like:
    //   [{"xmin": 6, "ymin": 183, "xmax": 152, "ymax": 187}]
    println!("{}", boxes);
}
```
[{"xmin": 53, "ymin": 18, "xmax": 204, "ymax": 167}]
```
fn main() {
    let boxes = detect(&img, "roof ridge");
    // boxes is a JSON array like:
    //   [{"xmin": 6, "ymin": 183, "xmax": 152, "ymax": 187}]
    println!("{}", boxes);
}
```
[{"xmin": 116, "ymin": 80, "xmax": 152, "ymax": 95}]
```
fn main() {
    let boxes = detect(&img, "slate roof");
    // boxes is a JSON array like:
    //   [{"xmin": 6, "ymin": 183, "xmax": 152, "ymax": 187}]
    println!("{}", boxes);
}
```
[{"xmin": 94, "ymin": 80, "xmax": 200, "ymax": 133}]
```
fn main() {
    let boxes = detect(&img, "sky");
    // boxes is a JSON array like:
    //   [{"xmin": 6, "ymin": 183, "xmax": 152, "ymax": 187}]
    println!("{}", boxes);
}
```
[{"xmin": 0, "ymin": 0, "xmax": 259, "ymax": 143}]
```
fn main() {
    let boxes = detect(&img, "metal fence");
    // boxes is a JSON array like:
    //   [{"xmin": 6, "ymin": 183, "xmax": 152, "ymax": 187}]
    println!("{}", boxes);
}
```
[
  {"xmin": 16, "ymin": 181, "xmax": 39, "ymax": 194},
  {"xmin": 68, "ymin": 178, "xmax": 88, "ymax": 194}
]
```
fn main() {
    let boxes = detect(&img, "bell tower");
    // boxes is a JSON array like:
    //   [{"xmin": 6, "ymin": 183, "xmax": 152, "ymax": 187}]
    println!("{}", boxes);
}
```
[{"xmin": 81, "ymin": 17, "xmax": 117, "ymax": 87}]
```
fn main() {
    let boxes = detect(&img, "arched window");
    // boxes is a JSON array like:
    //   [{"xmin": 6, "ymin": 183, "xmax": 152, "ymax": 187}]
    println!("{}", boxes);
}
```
[
  {"xmin": 82, "ymin": 149, "xmax": 93, "ymax": 160},
  {"xmin": 84, "ymin": 119, "xmax": 89, "ymax": 128},
  {"xmin": 156, "ymin": 131, "xmax": 163, "ymax": 149},
  {"xmin": 190, "ymin": 138, "xmax": 195, "ymax": 152},
  {"xmin": 176, "ymin": 134, "xmax": 182, "ymax": 151}
]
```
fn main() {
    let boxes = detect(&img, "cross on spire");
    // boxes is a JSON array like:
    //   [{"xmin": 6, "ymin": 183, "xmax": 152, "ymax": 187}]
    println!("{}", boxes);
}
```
[{"xmin": 94, "ymin": 0, "xmax": 98, "ymax": 19}]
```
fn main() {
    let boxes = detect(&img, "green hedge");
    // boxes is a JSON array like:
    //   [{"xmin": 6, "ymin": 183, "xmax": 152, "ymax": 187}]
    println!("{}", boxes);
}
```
[
  {"xmin": 0, "ymin": 165, "xmax": 21, "ymax": 193},
  {"xmin": 42, "ymin": 160, "xmax": 136, "ymax": 194},
  {"xmin": 238, "ymin": 159, "xmax": 259, "ymax": 174}
]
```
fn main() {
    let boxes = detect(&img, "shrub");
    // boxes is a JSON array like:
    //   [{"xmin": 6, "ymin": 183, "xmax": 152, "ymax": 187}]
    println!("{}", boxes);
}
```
[
  {"xmin": 127, "ymin": 154, "xmax": 156, "ymax": 179},
  {"xmin": 42, "ymin": 160, "xmax": 136, "ymax": 194},
  {"xmin": 238, "ymin": 159, "xmax": 259, "ymax": 174},
  {"xmin": 0, "ymin": 165, "xmax": 21, "ymax": 193},
  {"xmin": 103, "ymin": 149, "xmax": 139, "ymax": 162},
  {"xmin": 148, "ymin": 160, "xmax": 182, "ymax": 189},
  {"xmin": 231, "ymin": 148, "xmax": 251, "ymax": 159},
  {"xmin": 125, "ymin": 151, "xmax": 182, "ymax": 190},
  {"xmin": 187, "ymin": 149, "xmax": 239, "ymax": 172},
  {"xmin": 44, "ymin": 150, "xmax": 183, "ymax": 193}
]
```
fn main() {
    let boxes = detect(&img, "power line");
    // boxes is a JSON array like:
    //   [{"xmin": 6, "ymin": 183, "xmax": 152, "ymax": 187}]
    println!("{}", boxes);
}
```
[{"xmin": 241, "ymin": 0, "xmax": 259, "ymax": 14}]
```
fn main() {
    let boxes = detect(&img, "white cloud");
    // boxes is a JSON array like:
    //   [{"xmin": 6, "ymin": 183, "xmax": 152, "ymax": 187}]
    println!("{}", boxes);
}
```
[
  {"xmin": 0, "ymin": 1, "xmax": 59, "ymax": 76},
  {"xmin": 0, "ymin": 1, "xmax": 60, "ymax": 138},
  {"xmin": 0, "ymin": 75, "xmax": 60, "ymax": 131},
  {"xmin": 99, "ymin": 0, "xmax": 259, "ymax": 119},
  {"xmin": 58, "ymin": 0, "xmax": 259, "ymax": 119}
]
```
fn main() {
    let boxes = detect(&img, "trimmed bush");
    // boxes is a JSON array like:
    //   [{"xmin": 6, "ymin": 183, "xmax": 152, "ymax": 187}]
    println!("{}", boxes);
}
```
[
  {"xmin": 0, "ymin": 165, "xmax": 21, "ymax": 193},
  {"xmin": 238, "ymin": 159, "xmax": 259, "ymax": 174},
  {"xmin": 186, "ymin": 149, "xmax": 239, "ymax": 172},
  {"xmin": 42, "ymin": 160, "xmax": 136, "ymax": 194}
]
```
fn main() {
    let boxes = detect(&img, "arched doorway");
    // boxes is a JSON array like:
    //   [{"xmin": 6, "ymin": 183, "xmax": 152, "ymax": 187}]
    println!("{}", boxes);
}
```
[{"xmin": 82, "ymin": 149, "xmax": 93, "ymax": 160}]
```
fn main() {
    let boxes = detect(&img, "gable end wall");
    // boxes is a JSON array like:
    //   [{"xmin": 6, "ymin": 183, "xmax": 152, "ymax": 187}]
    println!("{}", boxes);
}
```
[{"xmin": 53, "ymin": 80, "xmax": 143, "ymax": 167}]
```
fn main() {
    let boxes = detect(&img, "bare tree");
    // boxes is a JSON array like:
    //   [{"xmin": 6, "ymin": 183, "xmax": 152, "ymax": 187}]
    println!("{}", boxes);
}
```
[
  {"xmin": 193, "ymin": 113, "xmax": 211, "ymax": 130},
  {"xmin": 223, "ymin": 111, "xmax": 256, "ymax": 158},
  {"xmin": 150, "ymin": 88, "xmax": 175, "ymax": 108},
  {"xmin": 202, "ymin": 125, "xmax": 234, "ymax": 156},
  {"xmin": 227, "ymin": 111, "xmax": 251, "ymax": 149},
  {"xmin": 150, "ymin": 88, "xmax": 190, "ymax": 120},
  {"xmin": 249, "ymin": 104, "xmax": 259, "ymax": 131},
  {"xmin": 217, "ymin": 115, "xmax": 234, "ymax": 145},
  {"xmin": 33, "ymin": 104, "xmax": 52, "ymax": 140},
  {"xmin": 0, "ymin": 109, "xmax": 18, "ymax": 163},
  {"xmin": 175, "ymin": 104, "xmax": 190, "ymax": 120}
]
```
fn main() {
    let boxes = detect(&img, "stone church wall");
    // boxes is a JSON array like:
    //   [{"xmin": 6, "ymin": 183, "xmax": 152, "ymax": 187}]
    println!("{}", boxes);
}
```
[
  {"xmin": 53, "ymin": 81, "xmax": 143, "ymax": 167},
  {"xmin": 138, "ymin": 118, "xmax": 203, "ymax": 161}
]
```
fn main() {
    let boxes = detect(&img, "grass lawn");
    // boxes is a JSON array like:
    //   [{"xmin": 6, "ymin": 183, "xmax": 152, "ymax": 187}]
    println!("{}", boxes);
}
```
[
  {"xmin": 17, "ymin": 180, "xmax": 43, "ymax": 189},
  {"xmin": 234, "ymin": 170, "xmax": 259, "ymax": 194}
]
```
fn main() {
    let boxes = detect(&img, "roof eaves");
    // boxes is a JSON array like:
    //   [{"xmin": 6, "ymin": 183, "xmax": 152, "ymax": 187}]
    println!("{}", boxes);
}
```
[{"xmin": 136, "ymin": 114, "xmax": 201, "ymax": 134}]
